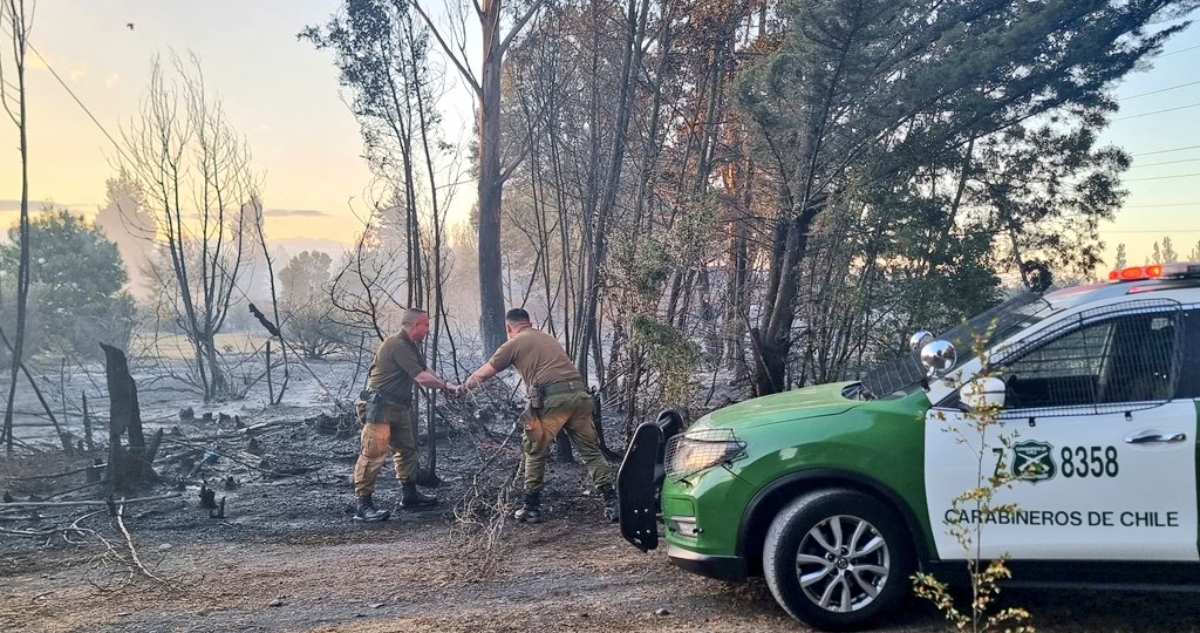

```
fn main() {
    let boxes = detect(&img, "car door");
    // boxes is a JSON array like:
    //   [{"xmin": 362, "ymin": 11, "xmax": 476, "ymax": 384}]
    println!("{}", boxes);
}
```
[{"xmin": 924, "ymin": 301, "xmax": 1199, "ymax": 562}]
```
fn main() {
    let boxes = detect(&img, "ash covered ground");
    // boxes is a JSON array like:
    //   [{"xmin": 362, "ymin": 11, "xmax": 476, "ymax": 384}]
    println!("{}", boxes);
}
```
[{"xmin": 2, "ymin": 357, "xmax": 1199, "ymax": 633}]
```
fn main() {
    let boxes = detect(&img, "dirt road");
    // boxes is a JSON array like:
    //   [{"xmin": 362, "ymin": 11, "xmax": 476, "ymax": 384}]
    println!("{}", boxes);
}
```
[
  {"xmin": 4, "ymin": 408, "xmax": 1200, "ymax": 633},
  {"xmin": 6, "ymin": 478, "xmax": 1200, "ymax": 633},
  {"xmin": 1, "ymin": 487, "xmax": 797, "ymax": 633}
]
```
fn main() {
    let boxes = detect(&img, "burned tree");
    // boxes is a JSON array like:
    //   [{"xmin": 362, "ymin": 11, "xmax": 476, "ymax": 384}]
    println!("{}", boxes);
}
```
[
  {"xmin": 411, "ymin": 0, "xmax": 548, "ymax": 352},
  {"xmin": 101, "ymin": 343, "xmax": 160, "ymax": 492},
  {"xmin": 120, "ymin": 54, "xmax": 259, "ymax": 401},
  {"xmin": 305, "ymin": 0, "xmax": 465, "ymax": 474},
  {"xmin": 0, "ymin": 0, "xmax": 34, "ymax": 453}
]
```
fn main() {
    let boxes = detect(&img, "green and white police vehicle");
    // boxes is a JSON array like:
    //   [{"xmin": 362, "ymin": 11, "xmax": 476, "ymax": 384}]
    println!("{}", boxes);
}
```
[{"xmin": 616, "ymin": 262, "xmax": 1200, "ymax": 631}]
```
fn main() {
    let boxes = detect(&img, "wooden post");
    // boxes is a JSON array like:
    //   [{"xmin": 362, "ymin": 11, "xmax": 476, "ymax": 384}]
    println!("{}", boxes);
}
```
[
  {"xmin": 82, "ymin": 391, "xmax": 94, "ymax": 452},
  {"xmin": 59, "ymin": 358, "xmax": 72, "ymax": 454},
  {"xmin": 266, "ymin": 340, "xmax": 274, "ymax": 405}
]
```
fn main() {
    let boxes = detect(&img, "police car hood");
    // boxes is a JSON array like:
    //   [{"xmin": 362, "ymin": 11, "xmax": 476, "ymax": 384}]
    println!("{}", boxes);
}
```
[{"xmin": 695, "ymin": 382, "xmax": 859, "ymax": 431}]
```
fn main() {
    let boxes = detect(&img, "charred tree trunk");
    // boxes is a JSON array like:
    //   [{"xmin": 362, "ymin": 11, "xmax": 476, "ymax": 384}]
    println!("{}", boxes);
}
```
[
  {"xmin": 2, "ymin": 0, "xmax": 32, "ymax": 455},
  {"xmin": 411, "ymin": 0, "xmax": 550, "ymax": 351},
  {"xmin": 82, "ymin": 391, "xmax": 95, "ymax": 452},
  {"xmin": 477, "ymin": 0, "xmax": 508, "ymax": 353},
  {"xmin": 102, "ymin": 343, "xmax": 159, "ymax": 491}
]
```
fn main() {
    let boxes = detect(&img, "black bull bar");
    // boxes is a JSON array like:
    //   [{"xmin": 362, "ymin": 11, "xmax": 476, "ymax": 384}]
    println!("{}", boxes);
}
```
[{"xmin": 616, "ymin": 409, "xmax": 684, "ymax": 552}]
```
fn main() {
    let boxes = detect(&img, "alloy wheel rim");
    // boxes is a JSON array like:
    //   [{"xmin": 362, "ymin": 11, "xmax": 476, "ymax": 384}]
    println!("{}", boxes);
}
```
[{"xmin": 794, "ymin": 514, "xmax": 891, "ymax": 613}]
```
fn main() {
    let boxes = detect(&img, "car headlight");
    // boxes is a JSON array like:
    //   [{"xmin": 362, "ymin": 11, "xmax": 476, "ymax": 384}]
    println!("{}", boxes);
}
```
[{"xmin": 665, "ymin": 429, "xmax": 746, "ymax": 481}]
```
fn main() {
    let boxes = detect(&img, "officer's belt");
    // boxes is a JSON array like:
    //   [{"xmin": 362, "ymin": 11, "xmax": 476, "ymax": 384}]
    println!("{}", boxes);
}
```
[
  {"xmin": 535, "ymin": 380, "xmax": 588, "ymax": 397},
  {"xmin": 367, "ymin": 388, "xmax": 412, "ymax": 408}
]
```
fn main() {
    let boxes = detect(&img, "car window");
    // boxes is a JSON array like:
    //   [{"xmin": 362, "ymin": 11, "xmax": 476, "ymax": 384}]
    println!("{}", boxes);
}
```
[
  {"xmin": 1178, "ymin": 309, "xmax": 1200, "ymax": 399},
  {"xmin": 1001, "ymin": 321, "xmax": 1113, "ymax": 410},
  {"xmin": 999, "ymin": 307, "xmax": 1181, "ymax": 415},
  {"xmin": 859, "ymin": 291, "xmax": 1052, "ymax": 399}
]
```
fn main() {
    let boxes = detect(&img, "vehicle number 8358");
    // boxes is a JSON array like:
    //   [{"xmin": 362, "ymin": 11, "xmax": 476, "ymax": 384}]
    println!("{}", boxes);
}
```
[{"xmin": 1060, "ymin": 445, "xmax": 1119, "ymax": 478}]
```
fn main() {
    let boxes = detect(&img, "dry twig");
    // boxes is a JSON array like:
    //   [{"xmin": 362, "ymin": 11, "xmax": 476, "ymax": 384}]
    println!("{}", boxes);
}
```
[
  {"xmin": 0, "ymin": 492, "xmax": 181, "ymax": 511},
  {"xmin": 114, "ymin": 503, "xmax": 175, "ymax": 589},
  {"xmin": 448, "ymin": 408, "xmax": 524, "ymax": 581}
]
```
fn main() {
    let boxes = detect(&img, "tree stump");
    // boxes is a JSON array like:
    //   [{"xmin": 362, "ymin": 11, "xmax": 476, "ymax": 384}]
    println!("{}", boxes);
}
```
[{"xmin": 101, "ymin": 343, "xmax": 159, "ymax": 492}]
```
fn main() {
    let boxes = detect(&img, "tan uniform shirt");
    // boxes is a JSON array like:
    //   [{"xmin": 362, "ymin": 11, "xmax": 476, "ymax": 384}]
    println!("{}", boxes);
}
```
[
  {"xmin": 367, "ymin": 331, "xmax": 426, "ymax": 403},
  {"xmin": 487, "ymin": 327, "xmax": 581, "ymax": 388}
]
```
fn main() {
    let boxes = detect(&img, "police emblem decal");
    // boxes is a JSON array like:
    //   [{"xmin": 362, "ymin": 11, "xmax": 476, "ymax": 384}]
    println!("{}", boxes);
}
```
[{"xmin": 1011, "ymin": 440, "xmax": 1056, "ymax": 482}]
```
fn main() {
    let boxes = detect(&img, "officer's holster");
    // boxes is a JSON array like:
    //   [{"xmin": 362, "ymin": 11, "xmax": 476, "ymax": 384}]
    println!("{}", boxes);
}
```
[
  {"xmin": 523, "ymin": 387, "xmax": 547, "ymax": 449},
  {"xmin": 359, "ymin": 389, "xmax": 388, "ymax": 424}
]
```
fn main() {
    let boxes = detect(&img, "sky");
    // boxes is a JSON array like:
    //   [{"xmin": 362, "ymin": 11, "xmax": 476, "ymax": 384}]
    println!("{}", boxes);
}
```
[
  {"xmin": 1, "ymin": 1, "xmax": 1199, "ymax": 267},
  {"xmin": 0, "ymin": 0, "xmax": 475, "ymax": 251}
]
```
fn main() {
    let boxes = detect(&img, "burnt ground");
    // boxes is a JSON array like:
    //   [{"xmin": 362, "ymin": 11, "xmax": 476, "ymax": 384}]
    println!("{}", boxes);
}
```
[{"xmin": 3, "ymin": 399, "xmax": 1200, "ymax": 633}]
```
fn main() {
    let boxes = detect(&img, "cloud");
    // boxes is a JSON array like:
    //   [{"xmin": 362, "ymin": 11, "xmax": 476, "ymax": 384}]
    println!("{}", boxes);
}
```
[
  {"xmin": 68, "ymin": 67, "xmax": 87, "ymax": 82},
  {"xmin": 0, "ymin": 199, "xmax": 94, "ymax": 212},
  {"xmin": 263, "ymin": 209, "xmax": 327, "ymax": 218},
  {"xmin": 105, "ymin": 73, "xmax": 121, "ymax": 88},
  {"xmin": 27, "ymin": 52, "xmax": 52, "ymax": 72}
]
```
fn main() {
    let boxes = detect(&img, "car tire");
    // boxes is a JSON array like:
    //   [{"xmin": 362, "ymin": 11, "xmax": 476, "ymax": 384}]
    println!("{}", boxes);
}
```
[{"xmin": 762, "ymin": 488, "xmax": 914, "ymax": 631}]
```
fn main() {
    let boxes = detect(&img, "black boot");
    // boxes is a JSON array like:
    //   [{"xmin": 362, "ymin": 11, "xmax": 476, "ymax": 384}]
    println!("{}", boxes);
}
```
[
  {"xmin": 399, "ymin": 482, "xmax": 438, "ymax": 509},
  {"xmin": 353, "ymin": 493, "xmax": 390, "ymax": 522},
  {"xmin": 599, "ymin": 484, "xmax": 619, "ymax": 523},
  {"xmin": 514, "ymin": 488, "xmax": 542, "ymax": 524}
]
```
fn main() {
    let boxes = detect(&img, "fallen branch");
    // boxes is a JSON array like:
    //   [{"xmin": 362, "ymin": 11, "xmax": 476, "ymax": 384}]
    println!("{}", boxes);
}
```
[
  {"xmin": 449, "ymin": 423, "xmax": 524, "ymax": 581},
  {"xmin": 161, "ymin": 436, "xmax": 315, "ymax": 478},
  {"xmin": 176, "ymin": 419, "xmax": 300, "ymax": 443},
  {"xmin": 10, "ymin": 463, "xmax": 107, "ymax": 481},
  {"xmin": 153, "ymin": 449, "xmax": 201, "ymax": 465},
  {"xmin": 0, "ymin": 510, "xmax": 104, "ymax": 539},
  {"xmin": 115, "ymin": 502, "xmax": 175, "ymax": 590},
  {"xmin": 0, "ymin": 492, "xmax": 181, "ymax": 510}
]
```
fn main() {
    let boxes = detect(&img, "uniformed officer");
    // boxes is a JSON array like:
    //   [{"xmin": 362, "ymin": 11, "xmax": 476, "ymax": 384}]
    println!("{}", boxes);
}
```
[
  {"xmin": 455, "ymin": 308, "xmax": 617, "ymax": 523},
  {"xmin": 352, "ymin": 308, "xmax": 454, "ymax": 522}
]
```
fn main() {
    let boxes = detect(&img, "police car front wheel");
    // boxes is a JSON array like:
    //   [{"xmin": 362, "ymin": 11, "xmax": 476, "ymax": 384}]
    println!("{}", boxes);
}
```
[{"xmin": 762, "ymin": 488, "xmax": 914, "ymax": 631}]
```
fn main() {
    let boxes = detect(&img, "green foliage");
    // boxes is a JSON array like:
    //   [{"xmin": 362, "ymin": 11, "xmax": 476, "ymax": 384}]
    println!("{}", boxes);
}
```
[
  {"xmin": 734, "ymin": 0, "xmax": 1197, "ymax": 391},
  {"xmin": 287, "ymin": 308, "xmax": 352, "ymax": 359},
  {"xmin": 1128, "ymin": 237, "xmax": 1194, "ymax": 267},
  {"xmin": 630, "ymin": 314, "xmax": 701, "ymax": 407},
  {"xmin": 607, "ymin": 193, "xmax": 720, "ymax": 405},
  {"xmin": 278, "ymin": 250, "xmax": 351, "ymax": 358},
  {"xmin": 300, "ymin": 0, "xmax": 443, "ymax": 180},
  {"xmin": 0, "ymin": 208, "xmax": 135, "ymax": 360},
  {"xmin": 973, "ymin": 123, "xmax": 1130, "ymax": 276},
  {"xmin": 279, "ymin": 250, "xmax": 333, "ymax": 307},
  {"xmin": 1145, "ymin": 237, "xmax": 1185, "ymax": 265},
  {"xmin": 613, "ymin": 194, "xmax": 719, "ymax": 302},
  {"xmin": 629, "ymin": 239, "xmax": 671, "ymax": 297},
  {"xmin": 666, "ymin": 192, "xmax": 720, "ymax": 269},
  {"xmin": 863, "ymin": 187, "xmax": 1005, "ymax": 345}
]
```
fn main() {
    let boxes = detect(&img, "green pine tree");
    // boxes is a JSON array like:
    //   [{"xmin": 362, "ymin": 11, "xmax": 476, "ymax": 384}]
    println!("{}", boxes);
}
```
[{"xmin": 0, "ymin": 208, "xmax": 135, "ymax": 360}]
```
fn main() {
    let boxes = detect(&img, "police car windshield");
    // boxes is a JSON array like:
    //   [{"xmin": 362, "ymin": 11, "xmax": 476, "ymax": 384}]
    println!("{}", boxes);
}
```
[{"xmin": 858, "ymin": 290, "xmax": 1052, "ymax": 400}]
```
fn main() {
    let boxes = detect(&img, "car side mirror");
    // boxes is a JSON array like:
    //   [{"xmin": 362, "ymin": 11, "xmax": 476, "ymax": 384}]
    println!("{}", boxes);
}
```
[
  {"xmin": 909, "ymin": 330, "xmax": 934, "ymax": 351},
  {"xmin": 919, "ymin": 340, "xmax": 956, "ymax": 378},
  {"xmin": 962, "ymin": 376, "xmax": 1006, "ymax": 412}
]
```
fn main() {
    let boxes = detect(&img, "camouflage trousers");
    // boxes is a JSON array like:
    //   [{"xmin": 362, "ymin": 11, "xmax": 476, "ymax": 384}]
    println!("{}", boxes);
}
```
[
  {"xmin": 521, "ymin": 390, "xmax": 614, "ymax": 491},
  {"xmin": 353, "ymin": 404, "xmax": 420, "ymax": 496}
]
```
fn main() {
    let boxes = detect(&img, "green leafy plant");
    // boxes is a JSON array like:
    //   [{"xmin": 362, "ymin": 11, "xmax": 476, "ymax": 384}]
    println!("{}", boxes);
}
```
[{"xmin": 913, "ymin": 334, "xmax": 1034, "ymax": 633}]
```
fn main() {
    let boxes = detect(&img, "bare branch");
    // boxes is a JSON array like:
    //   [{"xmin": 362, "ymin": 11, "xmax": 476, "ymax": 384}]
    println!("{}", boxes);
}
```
[
  {"xmin": 411, "ymin": 0, "xmax": 481, "ymax": 96},
  {"xmin": 498, "ymin": 0, "xmax": 548, "ymax": 55}
]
